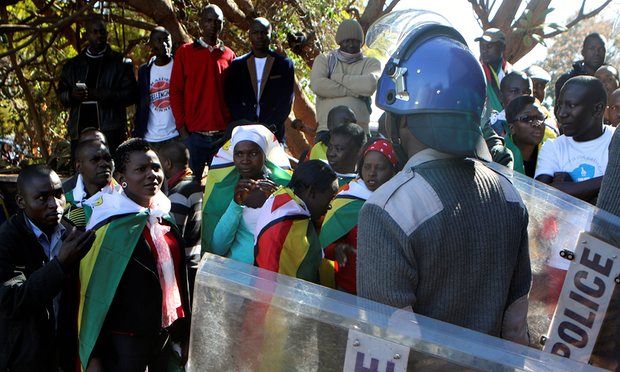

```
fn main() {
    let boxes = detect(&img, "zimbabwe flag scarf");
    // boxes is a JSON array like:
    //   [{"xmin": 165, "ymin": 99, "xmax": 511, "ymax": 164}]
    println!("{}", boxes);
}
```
[
  {"xmin": 77, "ymin": 192, "xmax": 177, "ymax": 369},
  {"xmin": 201, "ymin": 140, "xmax": 291, "ymax": 255},
  {"xmin": 254, "ymin": 187, "xmax": 321, "ymax": 283}
]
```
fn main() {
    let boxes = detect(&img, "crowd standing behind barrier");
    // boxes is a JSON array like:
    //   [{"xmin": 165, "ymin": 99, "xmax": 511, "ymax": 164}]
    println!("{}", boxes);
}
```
[{"xmin": 3, "ymin": 8, "xmax": 620, "ymax": 371}]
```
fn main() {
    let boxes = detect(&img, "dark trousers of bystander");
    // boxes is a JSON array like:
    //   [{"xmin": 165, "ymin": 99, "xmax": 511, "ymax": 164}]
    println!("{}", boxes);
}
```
[{"xmin": 183, "ymin": 132, "xmax": 224, "ymax": 181}]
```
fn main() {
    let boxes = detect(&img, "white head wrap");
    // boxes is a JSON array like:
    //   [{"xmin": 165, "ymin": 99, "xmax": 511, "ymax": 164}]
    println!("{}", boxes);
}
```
[
  {"xmin": 231, "ymin": 125, "xmax": 270, "ymax": 154},
  {"xmin": 211, "ymin": 124, "xmax": 289, "ymax": 169}
]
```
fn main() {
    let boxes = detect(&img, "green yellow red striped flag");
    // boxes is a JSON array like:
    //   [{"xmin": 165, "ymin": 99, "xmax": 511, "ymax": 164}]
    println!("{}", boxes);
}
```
[
  {"xmin": 318, "ymin": 179, "xmax": 370, "ymax": 287},
  {"xmin": 201, "ymin": 139, "xmax": 291, "ymax": 255},
  {"xmin": 77, "ymin": 191, "xmax": 175, "ymax": 369},
  {"xmin": 254, "ymin": 187, "xmax": 322, "ymax": 283},
  {"xmin": 77, "ymin": 212, "xmax": 149, "ymax": 369},
  {"xmin": 319, "ymin": 179, "xmax": 370, "ymax": 249}
]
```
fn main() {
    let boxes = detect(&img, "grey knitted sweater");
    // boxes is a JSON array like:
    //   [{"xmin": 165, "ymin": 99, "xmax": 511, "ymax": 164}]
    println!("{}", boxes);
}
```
[
  {"xmin": 357, "ymin": 149, "xmax": 531, "ymax": 339},
  {"xmin": 598, "ymin": 127, "xmax": 620, "ymax": 217}
]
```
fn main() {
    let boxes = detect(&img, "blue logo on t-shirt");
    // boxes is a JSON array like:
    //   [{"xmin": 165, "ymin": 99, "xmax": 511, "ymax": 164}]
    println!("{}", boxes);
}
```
[{"xmin": 570, "ymin": 164, "xmax": 595, "ymax": 182}]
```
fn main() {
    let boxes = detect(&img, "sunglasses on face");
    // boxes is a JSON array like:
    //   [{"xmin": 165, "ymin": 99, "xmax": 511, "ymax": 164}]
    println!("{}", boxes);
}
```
[{"xmin": 515, "ymin": 114, "xmax": 546, "ymax": 126}]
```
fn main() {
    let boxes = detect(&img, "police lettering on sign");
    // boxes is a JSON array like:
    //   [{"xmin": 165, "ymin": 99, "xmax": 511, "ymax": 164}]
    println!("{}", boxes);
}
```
[{"xmin": 543, "ymin": 232, "xmax": 620, "ymax": 363}]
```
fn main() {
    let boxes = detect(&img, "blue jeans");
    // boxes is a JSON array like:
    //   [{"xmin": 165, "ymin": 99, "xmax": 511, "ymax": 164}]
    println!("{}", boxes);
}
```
[{"xmin": 183, "ymin": 132, "xmax": 224, "ymax": 180}]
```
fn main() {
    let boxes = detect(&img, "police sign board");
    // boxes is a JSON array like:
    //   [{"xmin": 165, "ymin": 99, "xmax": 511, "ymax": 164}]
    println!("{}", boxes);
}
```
[
  {"xmin": 343, "ymin": 329, "xmax": 409, "ymax": 372},
  {"xmin": 543, "ymin": 231, "xmax": 620, "ymax": 363}
]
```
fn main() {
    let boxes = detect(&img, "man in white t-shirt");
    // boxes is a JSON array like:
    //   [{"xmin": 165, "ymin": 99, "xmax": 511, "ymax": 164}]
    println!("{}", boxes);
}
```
[
  {"xmin": 224, "ymin": 18, "xmax": 294, "ymax": 142},
  {"xmin": 535, "ymin": 76, "xmax": 614, "ymax": 202},
  {"xmin": 133, "ymin": 27, "xmax": 179, "ymax": 151}
]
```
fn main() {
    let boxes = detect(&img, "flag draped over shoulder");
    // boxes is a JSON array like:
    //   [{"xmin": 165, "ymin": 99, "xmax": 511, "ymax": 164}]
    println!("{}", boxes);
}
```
[
  {"xmin": 318, "ymin": 179, "xmax": 370, "ymax": 288},
  {"xmin": 319, "ymin": 179, "xmax": 370, "ymax": 249},
  {"xmin": 254, "ymin": 187, "xmax": 321, "ymax": 283},
  {"xmin": 78, "ymin": 192, "xmax": 175, "ymax": 369},
  {"xmin": 64, "ymin": 175, "xmax": 121, "ymax": 227},
  {"xmin": 201, "ymin": 137, "xmax": 291, "ymax": 255}
]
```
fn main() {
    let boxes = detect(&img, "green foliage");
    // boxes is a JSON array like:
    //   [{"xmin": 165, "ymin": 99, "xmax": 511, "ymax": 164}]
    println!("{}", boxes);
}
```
[
  {"xmin": 0, "ymin": 1, "xmax": 153, "ymax": 161},
  {"xmin": 0, "ymin": 0, "xmax": 361, "ymax": 160}
]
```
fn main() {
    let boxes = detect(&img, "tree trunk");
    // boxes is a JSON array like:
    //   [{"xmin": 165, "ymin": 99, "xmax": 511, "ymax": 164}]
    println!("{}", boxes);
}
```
[
  {"xmin": 121, "ymin": 0, "xmax": 191, "ymax": 47},
  {"xmin": 5, "ymin": 34, "xmax": 49, "ymax": 158},
  {"xmin": 284, "ymin": 76, "xmax": 318, "ymax": 157}
]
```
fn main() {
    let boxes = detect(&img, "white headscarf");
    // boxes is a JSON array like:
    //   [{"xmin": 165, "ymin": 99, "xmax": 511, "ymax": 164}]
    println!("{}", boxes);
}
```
[{"xmin": 212, "ymin": 124, "xmax": 291, "ymax": 169}]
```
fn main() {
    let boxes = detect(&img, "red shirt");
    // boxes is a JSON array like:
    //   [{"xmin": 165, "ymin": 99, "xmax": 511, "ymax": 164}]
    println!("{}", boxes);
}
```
[
  {"xmin": 323, "ymin": 226, "xmax": 357, "ymax": 294},
  {"xmin": 170, "ymin": 42, "xmax": 236, "ymax": 132}
]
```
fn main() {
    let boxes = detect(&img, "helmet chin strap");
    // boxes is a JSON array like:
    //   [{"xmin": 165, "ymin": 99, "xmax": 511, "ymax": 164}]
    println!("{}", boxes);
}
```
[{"xmin": 387, "ymin": 113, "xmax": 409, "ymax": 166}]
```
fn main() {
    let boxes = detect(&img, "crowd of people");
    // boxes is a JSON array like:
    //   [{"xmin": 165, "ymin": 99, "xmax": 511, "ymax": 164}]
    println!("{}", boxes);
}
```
[{"xmin": 2, "ymin": 5, "xmax": 620, "ymax": 371}]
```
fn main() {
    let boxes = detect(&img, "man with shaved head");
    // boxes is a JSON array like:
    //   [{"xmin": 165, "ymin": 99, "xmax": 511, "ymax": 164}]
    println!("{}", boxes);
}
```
[
  {"xmin": 536, "ymin": 76, "xmax": 615, "ymax": 202},
  {"xmin": 170, "ymin": 4, "xmax": 236, "ymax": 179},
  {"xmin": 64, "ymin": 140, "xmax": 119, "ymax": 227},
  {"xmin": 158, "ymin": 141, "xmax": 202, "ymax": 290},
  {"xmin": 555, "ymin": 33, "xmax": 607, "ymax": 101},
  {"xmin": 58, "ymin": 15, "xmax": 137, "ymax": 158},
  {"xmin": 133, "ymin": 27, "xmax": 179, "ymax": 152},
  {"xmin": 225, "ymin": 17, "xmax": 294, "ymax": 142},
  {"xmin": 0, "ymin": 165, "xmax": 96, "ymax": 370}
]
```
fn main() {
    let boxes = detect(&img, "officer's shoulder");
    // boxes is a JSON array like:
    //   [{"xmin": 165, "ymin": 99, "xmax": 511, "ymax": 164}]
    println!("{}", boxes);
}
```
[
  {"xmin": 364, "ymin": 167, "xmax": 444, "ymax": 236},
  {"xmin": 476, "ymin": 161, "xmax": 525, "ymax": 207},
  {"xmin": 366, "ymin": 167, "xmax": 438, "ymax": 208}
]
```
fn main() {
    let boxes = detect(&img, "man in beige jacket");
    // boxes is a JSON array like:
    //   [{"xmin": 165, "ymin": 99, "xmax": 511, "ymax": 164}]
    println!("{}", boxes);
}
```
[{"xmin": 311, "ymin": 19, "xmax": 381, "ymax": 135}]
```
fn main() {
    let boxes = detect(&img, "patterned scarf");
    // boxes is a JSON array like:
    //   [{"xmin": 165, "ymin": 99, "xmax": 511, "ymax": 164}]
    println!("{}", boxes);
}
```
[{"xmin": 146, "ymin": 197, "xmax": 182, "ymax": 328}]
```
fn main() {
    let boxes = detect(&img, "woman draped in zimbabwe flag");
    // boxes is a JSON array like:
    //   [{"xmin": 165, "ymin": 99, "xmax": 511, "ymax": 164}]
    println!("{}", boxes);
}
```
[
  {"xmin": 254, "ymin": 160, "xmax": 338, "ymax": 282},
  {"xmin": 77, "ymin": 139, "xmax": 191, "ymax": 370},
  {"xmin": 201, "ymin": 125, "xmax": 292, "ymax": 263},
  {"xmin": 319, "ymin": 139, "xmax": 399, "ymax": 294}
]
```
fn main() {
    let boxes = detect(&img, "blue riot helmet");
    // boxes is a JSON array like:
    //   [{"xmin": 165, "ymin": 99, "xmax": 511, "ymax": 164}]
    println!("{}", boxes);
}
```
[{"xmin": 367, "ymin": 11, "xmax": 490, "ymax": 161}]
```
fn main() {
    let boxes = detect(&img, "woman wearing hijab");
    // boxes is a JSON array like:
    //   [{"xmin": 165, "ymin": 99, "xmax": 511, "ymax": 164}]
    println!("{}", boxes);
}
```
[
  {"xmin": 202, "ymin": 124, "xmax": 292, "ymax": 262},
  {"xmin": 320, "ymin": 139, "xmax": 399, "ymax": 294},
  {"xmin": 78, "ymin": 138, "xmax": 190, "ymax": 371}
]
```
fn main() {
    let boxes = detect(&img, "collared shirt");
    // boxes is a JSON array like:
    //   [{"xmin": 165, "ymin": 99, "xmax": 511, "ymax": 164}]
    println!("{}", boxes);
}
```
[
  {"xmin": 25, "ymin": 216, "xmax": 66, "ymax": 326},
  {"xmin": 26, "ymin": 216, "xmax": 66, "ymax": 261},
  {"xmin": 197, "ymin": 37, "xmax": 226, "ymax": 52},
  {"xmin": 406, "ymin": 147, "xmax": 460, "ymax": 169}
]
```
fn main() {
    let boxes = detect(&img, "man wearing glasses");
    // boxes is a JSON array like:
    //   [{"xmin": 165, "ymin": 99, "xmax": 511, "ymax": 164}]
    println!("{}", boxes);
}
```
[{"xmin": 535, "ymin": 76, "xmax": 615, "ymax": 203}]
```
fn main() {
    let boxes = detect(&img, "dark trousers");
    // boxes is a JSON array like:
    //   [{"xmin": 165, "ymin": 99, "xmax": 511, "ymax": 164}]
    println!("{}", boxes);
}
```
[
  {"xmin": 98, "ymin": 331, "xmax": 172, "ymax": 372},
  {"xmin": 147, "ymin": 136, "xmax": 180, "ymax": 153},
  {"xmin": 182, "ymin": 132, "xmax": 224, "ymax": 181}
]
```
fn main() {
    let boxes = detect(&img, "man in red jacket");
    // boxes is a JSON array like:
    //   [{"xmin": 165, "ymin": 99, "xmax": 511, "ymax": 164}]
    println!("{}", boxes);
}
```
[{"xmin": 170, "ymin": 4, "xmax": 236, "ymax": 180}]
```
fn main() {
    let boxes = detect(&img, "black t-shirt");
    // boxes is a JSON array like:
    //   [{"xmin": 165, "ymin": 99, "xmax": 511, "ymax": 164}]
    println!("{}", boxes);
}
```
[{"xmin": 523, "ymin": 146, "xmax": 538, "ymax": 178}]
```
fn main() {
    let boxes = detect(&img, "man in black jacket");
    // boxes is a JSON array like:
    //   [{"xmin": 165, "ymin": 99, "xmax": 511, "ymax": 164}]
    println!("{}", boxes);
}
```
[
  {"xmin": 58, "ymin": 15, "xmax": 138, "ymax": 156},
  {"xmin": 225, "ymin": 17, "xmax": 294, "ymax": 142},
  {"xmin": 554, "ymin": 33, "xmax": 606, "ymax": 102},
  {"xmin": 0, "ymin": 165, "xmax": 96, "ymax": 371}
]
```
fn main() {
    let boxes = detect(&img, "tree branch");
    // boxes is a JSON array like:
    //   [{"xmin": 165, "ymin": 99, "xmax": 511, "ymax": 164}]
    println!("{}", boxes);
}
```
[
  {"xmin": 468, "ymin": 0, "xmax": 490, "ymax": 29},
  {"xmin": 544, "ymin": 0, "xmax": 611, "ymax": 38},
  {"xmin": 109, "ymin": 13, "xmax": 156, "ymax": 31},
  {"xmin": 382, "ymin": 0, "xmax": 400, "ymax": 16},
  {"xmin": 492, "ymin": 0, "xmax": 520, "ymax": 29},
  {"xmin": 0, "ymin": 4, "xmax": 92, "ymax": 59}
]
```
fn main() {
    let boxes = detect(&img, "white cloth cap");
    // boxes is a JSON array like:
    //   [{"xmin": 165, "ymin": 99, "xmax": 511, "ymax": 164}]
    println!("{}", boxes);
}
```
[
  {"xmin": 231, "ymin": 125, "xmax": 270, "ymax": 154},
  {"xmin": 226, "ymin": 124, "xmax": 290, "ymax": 169}
]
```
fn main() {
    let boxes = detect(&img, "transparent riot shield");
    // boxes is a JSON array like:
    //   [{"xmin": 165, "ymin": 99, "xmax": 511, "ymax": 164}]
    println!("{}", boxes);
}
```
[
  {"xmin": 487, "ymin": 163, "xmax": 620, "ymax": 369},
  {"xmin": 189, "ymin": 253, "xmax": 602, "ymax": 371}
]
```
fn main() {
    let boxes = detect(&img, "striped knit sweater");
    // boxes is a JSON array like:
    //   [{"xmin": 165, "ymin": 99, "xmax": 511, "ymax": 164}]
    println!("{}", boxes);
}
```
[{"xmin": 357, "ymin": 149, "xmax": 531, "ymax": 340}]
